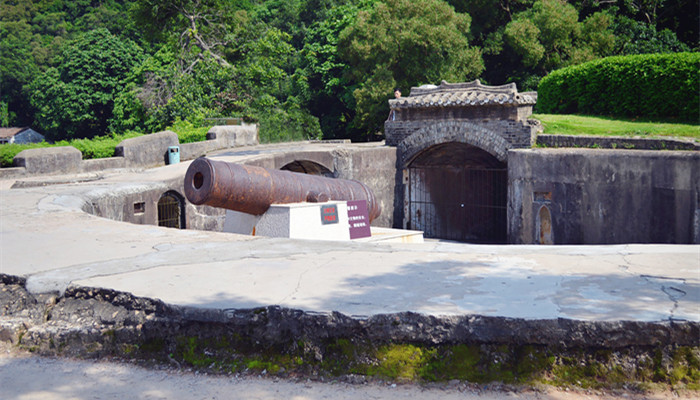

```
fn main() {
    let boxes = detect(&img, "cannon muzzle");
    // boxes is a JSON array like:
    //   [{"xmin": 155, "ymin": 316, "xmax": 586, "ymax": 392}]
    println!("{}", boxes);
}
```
[{"xmin": 184, "ymin": 157, "xmax": 381, "ymax": 222}]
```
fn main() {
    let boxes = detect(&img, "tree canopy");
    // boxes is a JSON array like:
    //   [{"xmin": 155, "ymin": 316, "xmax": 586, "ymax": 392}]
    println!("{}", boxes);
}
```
[
  {"xmin": 29, "ymin": 28, "xmax": 144, "ymax": 140},
  {"xmin": 1, "ymin": 0, "xmax": 696, "ymax": 142}
]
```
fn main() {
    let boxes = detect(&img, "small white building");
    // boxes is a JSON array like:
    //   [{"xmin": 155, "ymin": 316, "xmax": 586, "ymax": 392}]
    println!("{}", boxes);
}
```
[{"xmin": 0, "ymin": 127, "xmax": 45, "ymax": 144}]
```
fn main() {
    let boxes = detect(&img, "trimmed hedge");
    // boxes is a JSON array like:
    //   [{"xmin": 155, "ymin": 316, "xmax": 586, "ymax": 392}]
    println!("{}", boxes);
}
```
[{"xmin": 537, "ymin": 53, "xmax": 700, "ymax": 122}]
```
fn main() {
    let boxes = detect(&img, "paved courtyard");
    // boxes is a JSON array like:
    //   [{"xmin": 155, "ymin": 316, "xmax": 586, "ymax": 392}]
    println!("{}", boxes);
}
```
[{"xmin": 1, "ymin": 147, "xmax": 697, "ymax": 324}]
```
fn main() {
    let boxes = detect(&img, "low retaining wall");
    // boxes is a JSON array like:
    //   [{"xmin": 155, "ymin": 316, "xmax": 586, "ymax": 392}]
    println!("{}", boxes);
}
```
[
  {"xmin": 115, "ymin": 131, "xmax": 179, "ymax": 167},
  {"xmin": 2, "ymin": 125, "xmax": 259, "ymax": 178},
  {"xmin": 537, "ymin": 134, "xmax": 699, "ymax": 151},
  {"xmin": 508, "ymin": 148, "xmax": 700, "ymax": 244},
  {"xmin": 1, "ymin": 274, "xmax": 697, "ymax": 386},
  {"xmin": 12, "ymin": 146, "xmax": 83, "ymax": 174}
]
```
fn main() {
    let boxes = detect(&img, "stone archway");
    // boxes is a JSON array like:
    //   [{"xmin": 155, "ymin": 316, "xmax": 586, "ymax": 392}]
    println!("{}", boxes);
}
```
[
  {"xmin": 398, "ymin": 121, "xmax": 512, "ymax": 167},
  {"xmin": 404, "ymin": 142, "xmax": 507, "ymax": 243}
]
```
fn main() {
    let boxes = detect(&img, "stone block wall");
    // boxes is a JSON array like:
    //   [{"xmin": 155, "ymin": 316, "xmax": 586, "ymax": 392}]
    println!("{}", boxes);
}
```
[
  {"xmin": 386, "ymin": 119, "xmax": 536, "ymax": 150},
  {"xmin": 508, "ymin": 148, "xmax": 700, "ymax": 244}
]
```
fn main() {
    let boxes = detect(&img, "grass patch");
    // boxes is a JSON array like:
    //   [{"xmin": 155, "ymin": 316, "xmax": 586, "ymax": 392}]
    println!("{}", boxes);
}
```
[{"xmin": 532, "ymin": 114, "xmax": 700, "ymax": 140}]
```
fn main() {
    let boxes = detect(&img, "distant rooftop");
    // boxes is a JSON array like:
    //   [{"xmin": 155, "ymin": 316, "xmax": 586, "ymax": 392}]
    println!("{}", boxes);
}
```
[{"xmin": 0, "ymin": 127, "xmax": 30, "ymax": 139}]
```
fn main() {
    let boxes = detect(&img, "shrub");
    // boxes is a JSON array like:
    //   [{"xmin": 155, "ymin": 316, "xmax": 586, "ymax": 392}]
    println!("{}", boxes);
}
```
[
  {"xmin": 537, "ymin": 53, "xmax": 700, "ymax": 122},
  {"xmin": 0, "ymin": 131, "xmax": 144, "ymax": 168},
  {"xmin": 0, "ymin": 142, "xmax": 48, "ymax": 168},
  {"xmin": 54, "ymin": 132, "xmax": 143, "ymax": 159},
  {"xmin": 166, "ymin": 119, "xmax": 209, "ymax": 144}
]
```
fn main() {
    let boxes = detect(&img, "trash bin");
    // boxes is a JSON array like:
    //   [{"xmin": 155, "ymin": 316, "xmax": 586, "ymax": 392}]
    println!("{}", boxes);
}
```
[{"xmin": 167, "ymin": 146, "xmax": 180, "ymax": 164}]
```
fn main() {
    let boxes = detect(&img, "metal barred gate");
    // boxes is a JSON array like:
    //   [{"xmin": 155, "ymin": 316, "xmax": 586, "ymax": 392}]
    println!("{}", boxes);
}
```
[
  {"xmin": 405, "ymin": 165, "xmax": 507, "ymax": 243},
  {"xmin": 158, "ymin": 192, "xmax": 184, "ymax": 229}
]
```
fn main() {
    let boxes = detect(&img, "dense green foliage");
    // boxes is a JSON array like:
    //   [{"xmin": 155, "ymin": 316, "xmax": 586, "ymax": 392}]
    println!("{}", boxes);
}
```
[
  {"xmin": 537, "ymin": 53, "xmax": 700, "ymax": 121},
  {"xmin": 1, "ymin": 0, "xmax": 696, "ymax": 143},
  {"xmin": 339, "ymin": 0, "xmax": 484, "ymax": 135},
  {"xmin": 28, "ymin": 29, "xmax": 144, "ymax": 140}
]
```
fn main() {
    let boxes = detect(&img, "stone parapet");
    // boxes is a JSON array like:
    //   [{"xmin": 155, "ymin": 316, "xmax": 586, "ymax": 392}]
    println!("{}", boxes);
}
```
[
  {"xmin": 537, "ymin": 134, "xmax": 699, "ymax": 151},
  {"xmin": 115, "ymin": 130, "xmax": 179, "ymax": 167},
  {"xmin": 13, "ymin": 146, "xmax": 83, "ymax": 174},
  {"xmin": 4, "ymin": 125, "xmax": 261, "ymax": 177},
  {"xmin": 80, "ymin": 157, "xmax": 127, "ymax": 172},
  {"xmin": 206, "ymin": 124, "xmax": 259, "ymax": 148}
]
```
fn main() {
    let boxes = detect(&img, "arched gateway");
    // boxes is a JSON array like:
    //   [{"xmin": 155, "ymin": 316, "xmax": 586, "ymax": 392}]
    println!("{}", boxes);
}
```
[{"xmin": 385, "ymin": 80, "xmax": 539, "ymax": 243}]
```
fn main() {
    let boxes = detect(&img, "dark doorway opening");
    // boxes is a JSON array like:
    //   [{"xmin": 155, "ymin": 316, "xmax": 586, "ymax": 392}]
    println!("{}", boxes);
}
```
[
  {"xmin": 158, "ymin": 191, "xmax": 185, "ymax": 229},
  {"xmin": 406, "ymin": 142, "xmax": 507, "ymax": 243}
]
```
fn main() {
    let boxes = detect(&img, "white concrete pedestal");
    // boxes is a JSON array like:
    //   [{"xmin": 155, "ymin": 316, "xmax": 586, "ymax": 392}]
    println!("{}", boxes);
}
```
[
  {"xmin": 222, "ymin": 201, "xmax": 424, "ymax": 242},
  {"xmin": 255, "ymin": 201, "xmax": 350, "ymax": 241}
]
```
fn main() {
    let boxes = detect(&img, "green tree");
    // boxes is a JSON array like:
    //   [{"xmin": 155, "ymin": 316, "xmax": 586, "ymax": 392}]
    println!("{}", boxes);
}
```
[
  {"xmin": 302, "ymin": 1, "xmax": 373, "ymax": 139},
  {"xmin": 613, "ymin": 16, "xmax": 690, "ymax": 54},
  {"xmin": 28, "ymin": 28, "xmax": 144, "ymax": 140},
  {"xmin": 502, "ymin": 0, "xmax": 615, "ymax": 74},
  {"xmin": 339, "ymin": 0, "xmax": 483, "ymax": 137}
]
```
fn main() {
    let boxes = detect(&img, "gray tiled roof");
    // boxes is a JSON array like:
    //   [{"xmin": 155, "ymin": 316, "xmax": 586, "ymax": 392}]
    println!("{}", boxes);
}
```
[
  {"xmin": 0, "ymin": 127, "xmax": 28, "ymax": 139},
  {"xmin": 389, "ymin": 80, "xmax": 537, "ymax": 109}
]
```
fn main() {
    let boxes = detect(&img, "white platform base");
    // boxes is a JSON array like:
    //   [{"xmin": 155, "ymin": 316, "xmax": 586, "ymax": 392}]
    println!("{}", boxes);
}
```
[{"xmin": 223, "ymin": 201, "xmax": 424, "ymax": 243}]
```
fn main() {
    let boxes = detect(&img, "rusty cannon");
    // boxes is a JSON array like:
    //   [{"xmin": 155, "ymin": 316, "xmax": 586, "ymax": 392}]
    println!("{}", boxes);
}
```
[{"xmin": 184, "ymin": 157, "xmax": 381, "ymax": 222}]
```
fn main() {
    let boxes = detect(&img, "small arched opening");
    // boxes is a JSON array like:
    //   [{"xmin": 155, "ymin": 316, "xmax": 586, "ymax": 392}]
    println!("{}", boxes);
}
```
[
  {"xmin": 158, "ymin": 191, "xmax": 185, "ymax": 229},
  {"xmin": 280, "ymin": 160, "xmax": 334, "ymax": 177},
  {"xmin": 405, "ymin": 142, "xmax": 507, "ymax": 243}
]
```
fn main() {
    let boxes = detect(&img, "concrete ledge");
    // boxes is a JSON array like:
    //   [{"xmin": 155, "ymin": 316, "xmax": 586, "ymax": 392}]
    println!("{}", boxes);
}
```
[
  {"xmin": 1, "ymin": 276, "xmax": 697, "ymax": 387},
  {"xmin": 2, "ymin": 274, "xmax": 697, "ymax": 350},
  {"xmin": 180, "ymin": 140, "xmax": 219, "ymax": 161},
  {"xmin": 0, "ymin": 166, "xmax": 27, "ymax": 180},
  {"xmin": 537, "ymin": 134, "xmax": 699, "ymax": 151},
  {"xmin": 115, "ymin": 131, "xmax": 179, "ymax": 167},
  {"xmin": 80, "ymin": 157, "xmax": 127, "ymax": 172},
  {"xmin": 13, "ymin": 146, "xmax": 82, "ymax": 174},
  {"xmin": 206, "ymin": 124, "xmax": 259, "ymax": 148}
]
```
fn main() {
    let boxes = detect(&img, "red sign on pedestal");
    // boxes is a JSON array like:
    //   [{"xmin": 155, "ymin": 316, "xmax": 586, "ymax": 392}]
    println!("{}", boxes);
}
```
[
  {"xmin": 347, "ymin": 200, "xmax": 371, "ymax": 239},
  {"xmin": 320, "ymin": 204, "xmax": 339, "ymax": 225}
]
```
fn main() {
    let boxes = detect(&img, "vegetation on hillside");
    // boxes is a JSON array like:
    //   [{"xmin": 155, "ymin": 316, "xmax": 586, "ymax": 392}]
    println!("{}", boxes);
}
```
[{"xmin": 1, "ymin": 0, "xmax": 696, "ymax": 143}]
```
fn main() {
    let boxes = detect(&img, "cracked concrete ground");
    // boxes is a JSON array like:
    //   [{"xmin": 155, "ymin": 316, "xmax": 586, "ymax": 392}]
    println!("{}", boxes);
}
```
[{"xmin": 0, "ymin": 144, "xmax": 697, "ymax": 325}]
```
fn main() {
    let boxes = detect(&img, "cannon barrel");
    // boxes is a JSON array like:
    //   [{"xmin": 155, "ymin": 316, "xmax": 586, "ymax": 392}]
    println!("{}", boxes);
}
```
[{"xmin": 184, "ymin": 157, "xmax": 381, "ymax": 222}]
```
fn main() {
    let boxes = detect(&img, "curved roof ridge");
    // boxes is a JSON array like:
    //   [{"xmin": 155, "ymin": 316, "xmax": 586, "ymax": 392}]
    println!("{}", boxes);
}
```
[{"xmin": 389, "ymin": 79, "xmax": 537, "ymax": 109}]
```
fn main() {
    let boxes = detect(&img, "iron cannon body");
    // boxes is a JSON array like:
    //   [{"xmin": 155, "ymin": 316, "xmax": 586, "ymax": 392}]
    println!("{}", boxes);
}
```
[{"xmin": 184, "ymin": 157, "xmax": 381, "ymax": 222}]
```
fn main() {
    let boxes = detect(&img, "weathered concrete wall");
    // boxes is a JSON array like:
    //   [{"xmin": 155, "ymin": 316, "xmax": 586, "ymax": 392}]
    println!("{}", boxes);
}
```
[
  {"xmin": 4, "ymin": 125, "xmax": 260, "ymax": 177},
  {"xmin": 332, "ymin": 146, "xmax": 398, "ymax": 229},
  {"xmin": 13, "ymin": 146, "xmax": 82, "ymax": 174},
  {"xmin": 537, "ymin": 134, "xmax": 700, "ymax": 151},
  {"xmin": 206, "ymin": 124, "xmax": 259, "ymax": 148},
  {"xmin": 508, "ymin": 148, "xmax": 700, "ymax": 244},
  {"xmin": 115, "ymin": 131, "xmax": 179, "ymax": 168}
]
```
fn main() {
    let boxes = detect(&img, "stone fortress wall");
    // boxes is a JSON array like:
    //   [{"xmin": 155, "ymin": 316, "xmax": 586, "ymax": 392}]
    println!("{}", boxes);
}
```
[
  {"xmin": 2, "ymin": 80, "xmax": 698, "ymax": 245},
  {"xmin": 1, "ymin": 124, "xmax": 259, "ymax": 178}
]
